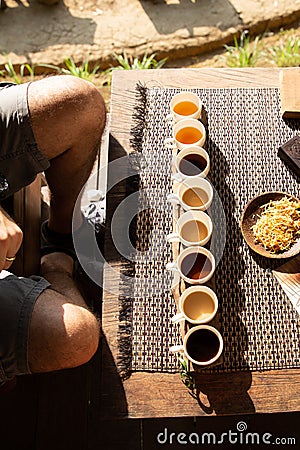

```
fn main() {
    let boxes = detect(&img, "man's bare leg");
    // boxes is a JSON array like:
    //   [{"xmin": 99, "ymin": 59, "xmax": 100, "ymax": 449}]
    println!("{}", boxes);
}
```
[
  {"xmin": 26, "ymin": 76, "xmax": 105, "ymax": 372},
  {"xmin": 28, "ymin": 75, "xmax": 106, "ymax": 234},
  {"xmin": 28, "ymin": 253, "xmax": 99, "ymax": 373}
]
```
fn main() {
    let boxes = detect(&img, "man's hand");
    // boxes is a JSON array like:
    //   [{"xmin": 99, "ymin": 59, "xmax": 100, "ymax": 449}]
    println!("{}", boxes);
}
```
[{"xmin": 0, "ymin": 206, "xmax": 23, "ymax": 272}]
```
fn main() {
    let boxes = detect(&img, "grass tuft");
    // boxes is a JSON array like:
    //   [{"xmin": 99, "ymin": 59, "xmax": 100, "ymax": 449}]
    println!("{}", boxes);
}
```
[
  {"xmin": 223, "ymin": 31, "xmax": 263, "ymax": 67},
  {"xmin": 269, "ymin": 35, "xmax": 300, "ymax": 67},
  {"xmin": 111, "ymin": 51, "xmax": 168, "ymax": 70},
  {"xmin": 1, "ymin": 55, "xmax": 36, "ymax": 84},
  {"xmin": 40, "ymin": 55, "xmax": 102, "ymax": 82}
]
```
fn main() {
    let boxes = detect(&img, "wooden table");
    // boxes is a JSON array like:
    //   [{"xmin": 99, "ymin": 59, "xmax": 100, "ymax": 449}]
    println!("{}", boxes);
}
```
[{"xmin": 100, "ymin": 68, "xmax": 300, "ymax": 421}]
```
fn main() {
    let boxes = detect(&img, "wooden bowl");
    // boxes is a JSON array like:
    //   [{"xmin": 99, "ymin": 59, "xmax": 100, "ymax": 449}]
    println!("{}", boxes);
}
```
[{"xmin": 240, "ymin": 192, "xmax": 300, "ymax": 259}]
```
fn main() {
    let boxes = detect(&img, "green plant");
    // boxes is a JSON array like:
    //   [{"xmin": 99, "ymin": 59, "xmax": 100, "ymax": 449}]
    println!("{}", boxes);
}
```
[
  {"xmin": 223, "ymin": 31, "xmax": 263, "ymax": 67},
  {"xmin": 179, "ymin": 358, "xmax": 195, "ymax": 392},
  {"xmin": 1, "ymin": 55, "xmax": 36, "ymax": 84},
  {"xmin": 41, "ymin": 55, "xmax": 102, "ymax": 82},
  {"xmin": 3, "ymin": 58, "xmax": 21, "ymax": 83},
  {"xmin": 269, "ymin": 35, "xmax": 300, "ymax": 67},
  {"xmin": 20, "ymin": 63, "xmax": 35, "ymax": 82},
  {"xmin": 112, "ymin": 51, "xmax": 168, "ymax": 70}
]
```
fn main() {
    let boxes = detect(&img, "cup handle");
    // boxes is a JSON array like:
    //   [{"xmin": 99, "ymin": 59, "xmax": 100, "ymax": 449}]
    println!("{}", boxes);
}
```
[
  {"xmin": 167, "ymin": 193, "xmax": 180, "ymax": 205},
  {"xmin": 166, "ymin": 261, "xmax": 178, "ymax": 271},
  {"xmin": 166, "ymin": 232, "xmax": 180, "ymax": 243},
  {"xmin": 165, "ymin": 113, "xmax": 174, "ymax": 125},
  {"xmin": 169, "ymin": 345, "xmax": 184, "ymax": 354},
  {"xmin": 171, "ymin": 312, "xmax": 185, "ymax": 323},
  {"xmin": 164, "ymin": 137, "xmax": 176, "ymax": 149},
  {"xmin": 194, "ymin": 109, "xmax": 201, "ymax": 120},
  {"xmin": 171, "ymin": 172, "xmax": 184, "ymax": 183}
]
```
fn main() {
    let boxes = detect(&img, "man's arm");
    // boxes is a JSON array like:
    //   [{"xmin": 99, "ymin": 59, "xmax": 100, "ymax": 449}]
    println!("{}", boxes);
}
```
[{"xmin": 0, "ymin": 205, "xmax": 23, "ymax": 272}]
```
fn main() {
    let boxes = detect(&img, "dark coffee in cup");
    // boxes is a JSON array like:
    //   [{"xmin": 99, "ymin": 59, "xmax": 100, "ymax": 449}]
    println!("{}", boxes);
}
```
[
  {"xmin": 186, "ymin": 328, "xmax": 220, "ymax": 363},
  {"xmin": 181, "ymin": 252, "xmax": 212, "ymax": 280},
  {"xmin": 179, "ymin": 153, "xmax": 207, "ymax": 176}
]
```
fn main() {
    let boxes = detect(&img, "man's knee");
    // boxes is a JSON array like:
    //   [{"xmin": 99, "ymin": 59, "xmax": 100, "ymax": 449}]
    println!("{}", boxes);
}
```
[
  {"xmin": 28, "ymin": 75, "xmax": 106, "ymax": 161},
  {"xmin": 56, "ymin": 302, "xmax": 100, "ymax": 367},
  {"xmin": 66, "ymin": 76, "xmax": 106, "ymax": 132},
  {"xmin": 28, "ymin": 291, "xmax": 100, "ymax": 373}
]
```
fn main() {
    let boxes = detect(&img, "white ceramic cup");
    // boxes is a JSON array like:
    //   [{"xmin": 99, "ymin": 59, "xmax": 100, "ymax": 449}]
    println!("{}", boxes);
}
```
[
  {"xmin": 166, "ymin": 210, "xmax": 213, "ymax": 247},
  {"xmin": 170, "ymin": 324, "xmax": 223, "ymax": 367},
  {"xmin": 166, "ymin": 91, "xmax": 202, "ymax": 123},
  {"xmin": 171, "ymin": 285, "xmax": 218, "ymax": 325},
  {"xmin": 166, "ymin": 246, "xmax": 215, "ymax": 285},
  {"xmin": 172, "ymin": 145, "xmax": 210, "ymax": 182},
  {"xmin": 165, "ymin": 118, "xmax": 206, "ymax": 150},
  {"xmin": 167, "ymin": 177, "xmax": 213, "ymax": 211}
]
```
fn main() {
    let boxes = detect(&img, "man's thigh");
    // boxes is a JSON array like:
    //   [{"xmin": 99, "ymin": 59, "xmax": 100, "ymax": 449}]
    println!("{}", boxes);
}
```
[
  {"xmin": 0, "ymin": 82, "xmax": 50, "ymax": 199},
  {"xmin": 0, "ymin": 270, "xmax": 50, "ymax": 382}
]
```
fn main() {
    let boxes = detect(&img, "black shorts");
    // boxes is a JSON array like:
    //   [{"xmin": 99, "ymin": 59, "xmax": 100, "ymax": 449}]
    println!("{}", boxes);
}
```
[
  {"xmin": 0, "ymin": 82, "xmax": 51, "ymax": 382},
  {"xmin": 0, "ymin": 271, "xmax": 50, "ymax": 382},
  {"xmin": 0, "ymin": 82, "xmax": 50, "ymax": 198}
]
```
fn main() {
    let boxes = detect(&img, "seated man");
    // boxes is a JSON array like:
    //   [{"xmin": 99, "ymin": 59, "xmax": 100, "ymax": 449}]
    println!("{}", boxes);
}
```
[{"xmin": 0, "ymin": 75, "xmax": 106, "ymax": 384}]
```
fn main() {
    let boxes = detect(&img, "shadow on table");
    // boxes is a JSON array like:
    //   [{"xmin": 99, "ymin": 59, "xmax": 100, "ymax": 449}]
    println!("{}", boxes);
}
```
[
  {"xmin": 103, "ymin": 134, "xmax": 154, "ymax": 379},
  {"xmin": 187, "ymin": 109, "xmax": 255, "ymax": 415},
  {"xmin": 139, "ymin": 0, "xmax": 241, "ymax": 35},
  {"xmin": 193, "ymin": 370, "xmax": 255, "ymax": 415},
  {"xmin": 104, "ymin": 134, "xmax": 142, "ymax": 264},
  {"xmin": 96, "ymin": 332, "xmax": 129, "ymax": 418}
]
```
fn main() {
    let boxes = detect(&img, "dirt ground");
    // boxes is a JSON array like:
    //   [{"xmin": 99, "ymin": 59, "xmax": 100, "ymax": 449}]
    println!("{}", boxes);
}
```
[
  {"xmin": 170, "ymin": 19, "xmax": 300, "ymax": 69},
  {"xmin": 1, "ymin": 0, "xmax": 300, "ymax": 70},
  {"xmin": 99, "ymin": 17, "xmax": 300, "ymax": 107},
  {"xmin": 1, "ymin": 0, "xmax": 300, "ymax": 108}
]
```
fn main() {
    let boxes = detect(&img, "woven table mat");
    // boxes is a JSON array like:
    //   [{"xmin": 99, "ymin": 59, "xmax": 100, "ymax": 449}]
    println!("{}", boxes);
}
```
[{"xmin": 118, "ymin": 85, "xmax": 300, "ymax": 377}]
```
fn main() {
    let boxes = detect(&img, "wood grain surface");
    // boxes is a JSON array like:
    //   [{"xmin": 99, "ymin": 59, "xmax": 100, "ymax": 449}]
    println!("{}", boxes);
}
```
[{"xmin": 280, "ymin": 68, "xmax": 300, "ymax": 118}]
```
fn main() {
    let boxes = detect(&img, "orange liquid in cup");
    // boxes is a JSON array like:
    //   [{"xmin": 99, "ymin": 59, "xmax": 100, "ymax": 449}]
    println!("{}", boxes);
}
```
[
  {"xmin": 173, "ymin": 101, "xmax": 198, "ymax": 116},
  {"xmin": 175, "ymin": 127, "xmax": 202, "ymax": 145}
]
